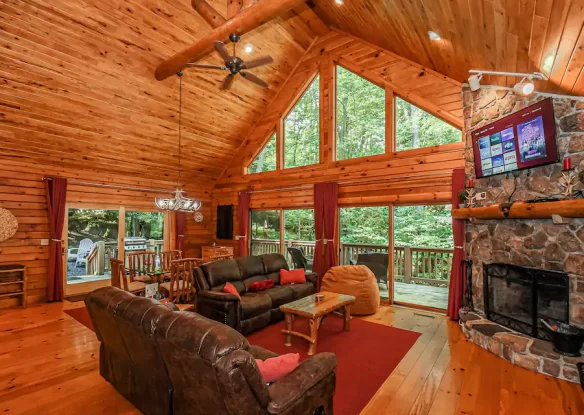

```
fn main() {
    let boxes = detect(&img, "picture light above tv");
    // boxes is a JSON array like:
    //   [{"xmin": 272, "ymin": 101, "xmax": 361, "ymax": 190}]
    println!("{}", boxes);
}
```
[{"xmin": 472, "ymin": 98, "xmax": 558, "ymax": 178}]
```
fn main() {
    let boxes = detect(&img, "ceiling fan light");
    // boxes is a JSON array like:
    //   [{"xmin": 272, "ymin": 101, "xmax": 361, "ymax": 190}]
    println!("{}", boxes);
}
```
[
  {"xmin": 513, "ymin": 79, "xmax": 535, "ymax": 96},
  {"xmin": 335, "ymin": 0, "xmax": 344, "ymax": 4},
  {"xmin": 244, "ymin": 43, "xmax": 253, "ymax": 53}
]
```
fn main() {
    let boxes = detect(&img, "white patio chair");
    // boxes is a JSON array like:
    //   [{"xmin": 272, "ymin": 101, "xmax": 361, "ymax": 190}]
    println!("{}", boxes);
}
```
[{"xmin": 73, "ymin": 238, "xmax": 95, "ymax": 268}]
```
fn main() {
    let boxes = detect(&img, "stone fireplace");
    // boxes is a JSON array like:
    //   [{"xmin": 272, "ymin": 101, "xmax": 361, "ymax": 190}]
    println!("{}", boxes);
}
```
[{"xmin": 460, "ymin": 86, "xmax": 584, "ymax": 383}]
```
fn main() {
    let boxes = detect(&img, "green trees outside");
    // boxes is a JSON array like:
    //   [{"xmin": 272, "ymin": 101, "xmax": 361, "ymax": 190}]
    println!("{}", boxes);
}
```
[
  {"xmin": 284, "ymin": 75, "xmax": 320, "ymax": 168},
  {"xmin": 393, "ymin": 205, "xmax": 453, "ymax": 248},
  {"xmin": 250, "ymin": 210, "xmax": 281, "ymax": 240},
  {"xmin": 336, "ymin": 66, "xmax": 385, "ymax": 160},
  {"xmin": 284, "ymin": 209, "xmax": 315, "ymax": 241},
  {"xmin": 125, "ymin": 211, "xmax": 164, "ymax": 240},
  {"xmin": 395, "ymin": 97, "xmax": 461, "ymax": 151},
  {"xmin": 68, "ymin": 209, "xmax": 119, "ymax": 246},
  {"xmin": 249, "ymin": 133, "xmax": 277, "ymax": 174}
]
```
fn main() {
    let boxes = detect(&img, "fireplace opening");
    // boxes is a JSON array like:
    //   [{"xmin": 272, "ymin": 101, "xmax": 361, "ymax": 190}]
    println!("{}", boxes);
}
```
[{"xmin": 483, "ymin": 263, "xmax": 569, "ymax": 341}]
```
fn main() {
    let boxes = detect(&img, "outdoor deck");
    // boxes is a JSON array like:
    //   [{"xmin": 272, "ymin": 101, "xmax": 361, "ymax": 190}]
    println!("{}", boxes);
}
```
[{"xmin": 381, "ymin": 282, "xmax": 449, "ymax": 310}]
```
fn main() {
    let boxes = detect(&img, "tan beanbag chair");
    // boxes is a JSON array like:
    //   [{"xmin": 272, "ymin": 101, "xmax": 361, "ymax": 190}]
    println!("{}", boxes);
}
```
[{"xmin": 321, "ymin": 265, "xmax": 380, "ymax": 315}]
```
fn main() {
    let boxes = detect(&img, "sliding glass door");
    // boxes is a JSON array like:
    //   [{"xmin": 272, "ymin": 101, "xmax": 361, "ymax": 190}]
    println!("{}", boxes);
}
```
[
  {"xmin": 283, "ymin": 209, "xmax": 315, "ymax": 271},
  {"xmin": 393, "ymin": 204, "xmax": 453, "ymax": 310},
  {"xmin": 250, "ymin": 210, "xmax": 281, "ymax": 256}
]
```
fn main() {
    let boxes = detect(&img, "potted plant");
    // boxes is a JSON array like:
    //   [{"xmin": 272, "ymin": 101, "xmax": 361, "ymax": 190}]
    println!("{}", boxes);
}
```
[{"xmin": 458, "ymin": 189, "xmax": 468, "ymax": 208}]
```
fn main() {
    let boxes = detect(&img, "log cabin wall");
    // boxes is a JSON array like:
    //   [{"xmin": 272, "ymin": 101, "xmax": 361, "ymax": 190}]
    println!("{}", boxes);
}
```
[
  {"xmin": 211, "ymin": 31, "xmax": 466, "ymax": 256},
  {"xmin": 0, "ymin": 158, "xmax": 212, "ymax": 307}
]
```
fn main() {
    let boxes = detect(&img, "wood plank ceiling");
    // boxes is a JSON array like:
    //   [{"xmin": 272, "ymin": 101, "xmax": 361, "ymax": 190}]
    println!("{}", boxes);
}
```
[
  {"xmin": 312, "ymin": 0, "xmax": 584, "ymax": 95},
  {"xmin": 0, "ymin": 0, "xmax": 325, "ymax": 189}
]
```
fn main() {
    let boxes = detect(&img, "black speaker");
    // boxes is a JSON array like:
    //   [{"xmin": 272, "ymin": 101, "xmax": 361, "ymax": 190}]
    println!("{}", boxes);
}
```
[{"xmin": 216, "ymin": 205, "xmax": 234, "ymax": 240}]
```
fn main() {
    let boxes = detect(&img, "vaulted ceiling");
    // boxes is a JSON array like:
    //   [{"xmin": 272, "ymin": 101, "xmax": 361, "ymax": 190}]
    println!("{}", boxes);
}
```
[{"xmin": 1, "ymin": 0, "xmax": 583, "ymax": 193}]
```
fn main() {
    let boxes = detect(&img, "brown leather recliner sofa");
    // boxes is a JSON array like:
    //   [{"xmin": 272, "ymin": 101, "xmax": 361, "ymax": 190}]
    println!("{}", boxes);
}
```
[
  {"xmin": 85, "ymin": 287, "xmax": 336, "ymax": 415},
  {"xmin": 194, "ymin": 254, "xmax": 317, "ymax": 335}
]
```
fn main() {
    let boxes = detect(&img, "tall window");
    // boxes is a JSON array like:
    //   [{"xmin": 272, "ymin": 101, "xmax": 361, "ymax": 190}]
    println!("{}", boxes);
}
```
[
  {"xmin": 249, "ymin": 133, "xmax": 277, "ymax": 174},
  {"xmin": 125, "ymin": 211, "xmax": 165, "ymax": 260},
  {"xmin": 395, "ymin": 97, "xmax": 461, "ymax": 151},
  {"xmin": 336, "ymin": 66, "xmax": 385, "ymax": 160},
  {"xmin": 250, "ymin": 210, "xmax": 281, "ymax": 256},
  {"xmin": 284, "ymin": 75, "xmax": 320, "ymax": 168},
  {"xmin": 283, "ymin": 209, "xmax": 315, "ymax": 271}
]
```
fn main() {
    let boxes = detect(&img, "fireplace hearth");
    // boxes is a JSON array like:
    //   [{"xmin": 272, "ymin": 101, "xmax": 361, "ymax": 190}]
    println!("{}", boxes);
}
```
[{"xmin": 484, "ymin": 263, "xmax": 569, "ymax": 341}]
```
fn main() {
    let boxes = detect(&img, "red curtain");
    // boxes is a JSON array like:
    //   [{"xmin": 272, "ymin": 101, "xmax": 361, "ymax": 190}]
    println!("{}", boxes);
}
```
[
  {"xmin": 238, "ymin": 191, "xmax": 250, "ymax": 257},
  {"xmin": 175, "ymin": 212, "xmax": 187, "ymax": 252},
  {"xmin": 447, "ymin": 168, "xmax": 466, "ymax": 320},
  {"xmin": 45, "ymin": 177, "xmax": 67, "ymax": 302},
  {"xmin": 313, "ymin": 182, "xmax": 339, "ymax": 290}
]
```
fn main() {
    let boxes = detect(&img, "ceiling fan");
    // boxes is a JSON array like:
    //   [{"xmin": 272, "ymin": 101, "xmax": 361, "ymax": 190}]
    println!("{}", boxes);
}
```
[{"xmin": 186, "ymin": 34, "xmax": 274, "ymax": 90}]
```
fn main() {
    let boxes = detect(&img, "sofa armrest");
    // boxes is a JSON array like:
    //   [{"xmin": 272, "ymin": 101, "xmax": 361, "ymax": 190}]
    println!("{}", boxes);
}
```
[
  {"xmin": 305, "ymin": 272, "xmax": 318, "ymax": 284},
  {"xmin": 267, "ymin": 353, "xmax": 337, "ymax": 414},
  {"xmin": 198, "ymin": 290, "xmax": 240, "ymax": 302},
  {"xmin": 196, "ymin": 290, "xmax": 241, "ymax": 329}
]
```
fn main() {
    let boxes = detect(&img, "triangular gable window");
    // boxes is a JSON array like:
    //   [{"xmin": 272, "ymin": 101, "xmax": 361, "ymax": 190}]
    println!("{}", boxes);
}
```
[{"xmin": 248, "ymin": 133, "xmax": 277, "ymax": 174}]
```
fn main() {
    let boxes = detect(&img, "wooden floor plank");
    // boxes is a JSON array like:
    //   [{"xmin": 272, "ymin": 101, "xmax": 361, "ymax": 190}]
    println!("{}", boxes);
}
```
[{"xmin": 0, "ymin": 302, "xmax": 582, "ymax": 415}]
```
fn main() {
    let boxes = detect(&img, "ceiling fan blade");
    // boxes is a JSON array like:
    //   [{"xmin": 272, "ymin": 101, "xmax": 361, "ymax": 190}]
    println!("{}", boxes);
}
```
[
  {"xmin": 221, "ymin": 74, "xmax": 236, "ymax": 90},
  {"xmin": 241, "ymin": 56, "xmax": 274, "ymax": 70},
  {"xmin": 214, "ymin": 40, "xmax": 232, "ymax": 64},
  {"xmin": 186, "ymin": 63, "xmax": 228, "ymax": 70},
  {"xmin": 240, "ymin": 71, "xmax": 269, "ymax": 88}
]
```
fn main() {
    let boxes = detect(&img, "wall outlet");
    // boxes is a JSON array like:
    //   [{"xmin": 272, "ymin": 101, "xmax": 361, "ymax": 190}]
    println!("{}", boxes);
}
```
[
  {"xmin": 475, "ymin": 192, "xmax": 487, "ymax": 200},
  {"xmin": 41, "ymin": 239, "xmax": 49, "ymax": 246}
]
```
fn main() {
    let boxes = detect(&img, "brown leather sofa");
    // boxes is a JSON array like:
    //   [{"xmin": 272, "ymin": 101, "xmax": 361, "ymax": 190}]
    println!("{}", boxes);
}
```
[
  {"xmin": 194, "ymin": 254, "xmax": 317, "ymax": 335},
  {"xmin": 85, "ymin": 287, "xmax": 336, "ymax": 415}
]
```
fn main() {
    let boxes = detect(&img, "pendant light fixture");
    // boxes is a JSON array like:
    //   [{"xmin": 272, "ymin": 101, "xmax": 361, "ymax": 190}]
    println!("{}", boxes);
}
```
[{"xmin": 155, "ymin": 72, "xmax": 202, "ymax": 212}]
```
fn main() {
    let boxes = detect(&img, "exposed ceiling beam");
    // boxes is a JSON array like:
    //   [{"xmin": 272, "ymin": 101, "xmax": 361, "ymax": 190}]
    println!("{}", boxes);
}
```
[
  {"xmin": 227, "ymin": 0, "xmax": 242, "ymax": 19},
  {"xmin": 154, "ymin": 0, "xmax": 308, "ymax": 81},
  {"xmin": 191, "ymin": 0, "xmax": 226, "ymax": 28}
]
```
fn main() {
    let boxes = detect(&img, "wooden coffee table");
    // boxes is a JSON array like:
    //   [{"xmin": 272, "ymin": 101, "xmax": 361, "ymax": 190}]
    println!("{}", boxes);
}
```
[{"xmin": 280, "ymin": 291, "xmax": 356, "ymax": 355}]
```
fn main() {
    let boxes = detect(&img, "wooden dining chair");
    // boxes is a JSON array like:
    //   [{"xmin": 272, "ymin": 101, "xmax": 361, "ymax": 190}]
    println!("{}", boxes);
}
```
[
  {"xmin": 159, "ymin": 250, "xmax": 183, "ymax": 273},
  {"xmin": 127, "ymin": 251, "xmax": 157, "ymax": 283},
  {"xmin": 110, "ymin": 259, "xmax": 146, "ymax": 295},
  {"xmin": 159, "ymin": 258, "xmax": 200, "ymax": 304}
]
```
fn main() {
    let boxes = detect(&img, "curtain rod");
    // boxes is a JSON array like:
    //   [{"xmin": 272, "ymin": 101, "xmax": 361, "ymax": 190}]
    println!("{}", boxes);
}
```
[
  {"xmin": 246, "ymin": 170, "xmax": 453, "ymax": 194},
  {"xmin": 42, "ymin": 177, "xmax": 174, "ymax": 194}
]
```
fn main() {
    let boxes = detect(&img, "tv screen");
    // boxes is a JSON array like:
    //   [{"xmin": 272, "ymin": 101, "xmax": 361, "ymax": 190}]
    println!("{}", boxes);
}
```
[
  {"xmin": 472, "ymin": 98, "xmax": 558, "ymax": 178},
  {"xmin": 216, "ymin": 205, "xmax": 233, "ymax": 239}
]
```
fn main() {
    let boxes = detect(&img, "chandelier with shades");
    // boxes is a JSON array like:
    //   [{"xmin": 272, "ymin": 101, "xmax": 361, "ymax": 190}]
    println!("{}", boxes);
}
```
[{"xmin": 155, "ymin": 72, "xmax": 202, "ymax": 212}]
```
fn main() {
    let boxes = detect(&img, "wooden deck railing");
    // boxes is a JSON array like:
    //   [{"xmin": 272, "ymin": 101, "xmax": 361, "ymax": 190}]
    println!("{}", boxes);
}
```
[
  {"xmin": 86, "ymin": 239, "xmax": 165, "ymax": 275},
  {"xmin": 251, "ymin": 239, "xmax": 453, "ymax": 285}
]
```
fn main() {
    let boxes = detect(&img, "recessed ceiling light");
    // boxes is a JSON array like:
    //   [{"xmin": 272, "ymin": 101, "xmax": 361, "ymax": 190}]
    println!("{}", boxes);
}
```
[
  {"xmin": 428, "ymin": 31, "xmax": 441, "ymax": 41},
  {"xmin": 335, "ymin": 0, "xmax": 344, "ymax": 4},
  {"xmin": 244, "ymin": 43, "xmax": 253, "ymax": 53}
]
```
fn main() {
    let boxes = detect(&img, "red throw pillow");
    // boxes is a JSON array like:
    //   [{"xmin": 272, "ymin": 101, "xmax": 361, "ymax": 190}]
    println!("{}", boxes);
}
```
[
  {"xmin": 256, "ymin": 353, "xmax": 300, "ymax": 383},
  {"xmin": 249, "ymin": 280, "xmax": 275, "ymax": 292},
  {"xmin": 223, "ymin": 282, "xmax": 241, "ymax": 299},
  {"xmin": 280, "ymin": 269, "xmax": 306, "ymax": 285}
]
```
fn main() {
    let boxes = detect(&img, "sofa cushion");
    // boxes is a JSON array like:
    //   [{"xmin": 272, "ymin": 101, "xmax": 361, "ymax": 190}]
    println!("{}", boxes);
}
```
[
  {"xmin": 262, "ymin": 253, "xmax": 289, "ymax": 274},
  {"xmin": 236, "ymin": 256, "xmax": 265, "ymax": 279},
  {"xmin": 240, "ymin": 293, "xmax": 272, "ymax": 319},
  {"xmin": 243, "ymin": 275, "xmax": 268, "ymax": 292},
  {"xmin": 212, "ymin": 280, "xmax": 246, "ymax": 295},
  {"xmin": 288, "ymin": 282, "xmax": 315, "ymax": 300},
  {"xmin": 202, "ymin": 259, "xmax": 241, "ymax": 288},
  {"xmin": 223, "ymin": 282, "xmax": 241, "ymax": 299},
  {"xmin": 263, "ymin": 286, "xmax": 295, "ymax": 308},
  {"xmin": 266, "ymin": 271, "xmax": 281, "ymax": 285}
]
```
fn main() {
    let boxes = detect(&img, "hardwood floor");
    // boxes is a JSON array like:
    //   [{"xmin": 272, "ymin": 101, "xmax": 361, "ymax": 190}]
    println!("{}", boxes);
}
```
[{"xmin": 0, "ymin": 302, "xmax": 582, "ymax": 415}]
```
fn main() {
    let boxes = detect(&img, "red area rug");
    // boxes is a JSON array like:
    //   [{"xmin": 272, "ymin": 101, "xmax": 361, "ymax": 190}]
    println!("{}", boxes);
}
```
[
  {"xmin": 65, "ymin": 306, "xmax": 420, "ymax": 415},
  {"xmin": 247, "ymin": 317, "xmax": 420, "ymax": 415},
  {"xmin": 64, "ymin": 306, "xmax": 94, "ymax": 331}
]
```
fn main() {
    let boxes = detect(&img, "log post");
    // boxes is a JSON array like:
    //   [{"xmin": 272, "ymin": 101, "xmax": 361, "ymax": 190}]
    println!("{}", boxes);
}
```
[
  {"xmin": 155, "ymin": 0, "xmax": 307, "ymax": 81},
  {"xmin": 191, "ymin": 0, "xmax": 227, "ymax": 28},
  {"xmin": 404, "ymin": 246, "xmax": 412, "ymax": 284}
]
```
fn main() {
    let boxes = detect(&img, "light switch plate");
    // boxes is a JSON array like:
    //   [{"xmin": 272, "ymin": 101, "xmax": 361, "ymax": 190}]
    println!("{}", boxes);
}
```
[{"xmin": 41, "ymin": 239, "xmax": 49, "ymax": 246}]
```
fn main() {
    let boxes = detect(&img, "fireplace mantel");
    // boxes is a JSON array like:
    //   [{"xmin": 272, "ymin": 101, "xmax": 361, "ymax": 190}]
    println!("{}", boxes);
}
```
[{"xmin": 452, "ymin": 199, "xmax": 584, "ymax": 220}]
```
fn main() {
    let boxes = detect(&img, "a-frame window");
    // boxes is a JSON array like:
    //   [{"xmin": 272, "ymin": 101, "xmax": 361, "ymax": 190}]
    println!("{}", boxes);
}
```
[
  {"xmin": 336, "ymin": 66, "xmax": 385, "ymax": 160},
  {"xmin": 395, "ymin": 97, "xmax": 461, "ymax": 151},
  {"xmin": 284, "ymin": 75, "xmax": 320, "ymax": 168},
  {"xmin": 248, "ymin": 133, "xmax": 277, "ymax": 174}
]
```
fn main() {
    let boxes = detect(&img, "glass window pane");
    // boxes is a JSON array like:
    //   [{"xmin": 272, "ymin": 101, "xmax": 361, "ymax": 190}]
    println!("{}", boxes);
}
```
[
  {"xmin": 395, "ymin": 97, "xmax": 461, "ymax": 151},
  {"xmin": 125, "ymin": 211, "xmax": 165, "ymax": 262},
  {"xmin": 393, "ymin": 205, "xmax": 453, "ymax": 309},
  {"xmin": 283, "ymin": 209, "xmax": 315, "ymax": 271},
  {"xmin": 336, "ymin": 66, "xmax": 385, "ymax": 160},
  {"xmin": 249, "ymin": 133, "xmax": 277, "ymax": 174},
  {"xmin": 250, "ymin": 210, "xmax": 281, "ymax": 256},
  {"xmin": 284, "ymin": 75, "xmax": 320, "ymax": 168},
  {"xmin": 67, "ymin": 208, "xmax": 119, "ymax": 283}
]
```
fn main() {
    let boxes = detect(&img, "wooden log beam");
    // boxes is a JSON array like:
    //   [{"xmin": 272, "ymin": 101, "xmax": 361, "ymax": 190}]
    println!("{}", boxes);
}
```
[
  {"xmin": 451, "ymin": 200, "xmax": 584, "ymax": 220},
  {"xmin": 241, "ymin": 0, "xmax": 256, "ymax": 10},
  {"xmin": 227, "ymin": 0, "xmax": 243, "ymax": 19},
  {"xmin": 155, "ymin": 0, "xmax": 307, "ymax": 81},
  {"xmin": 191, "ymin": 0, "xmax": 227, "ymax": 28}
]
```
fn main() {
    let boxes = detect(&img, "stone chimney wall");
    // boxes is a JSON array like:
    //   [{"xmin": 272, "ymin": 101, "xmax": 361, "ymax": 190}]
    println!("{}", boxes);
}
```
[{"xmin": 462, "ymin": 86, "xmax": 584, "ymax": 327}]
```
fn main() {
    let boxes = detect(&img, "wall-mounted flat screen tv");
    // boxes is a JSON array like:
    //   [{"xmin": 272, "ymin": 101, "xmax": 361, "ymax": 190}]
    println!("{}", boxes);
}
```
[{"xmin": 472, "ymin": 98, "xmax": 558, "ymax": 178}]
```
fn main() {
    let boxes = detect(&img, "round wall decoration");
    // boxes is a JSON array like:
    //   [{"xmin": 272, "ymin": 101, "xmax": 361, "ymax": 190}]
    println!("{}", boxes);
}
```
[
  {"xmin": 194, "ymin": 212, "xmax": 204, "ymax": 223},
  {"xmin": 0, "ymin": 208, "xmax": 18, "ymax": 243}
]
